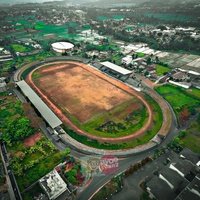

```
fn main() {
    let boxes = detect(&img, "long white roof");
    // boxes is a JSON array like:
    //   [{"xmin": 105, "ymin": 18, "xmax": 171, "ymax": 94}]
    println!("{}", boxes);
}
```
[
  {"xmin": 17, "ymin": 80, "xmax": 62, "ymax": 129},
  {"xmin": 101, "ymin": 61, "xmax": 132, "ymax": 75},
  {"xmin": 51, "ymin": 42, "xmax": 74, "ymax": 50}
]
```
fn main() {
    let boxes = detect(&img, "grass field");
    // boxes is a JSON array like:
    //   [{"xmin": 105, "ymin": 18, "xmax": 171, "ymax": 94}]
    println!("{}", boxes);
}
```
[
  {"xmin": 155, "ymin": 84, "xmax": 200, "ymax": 116},
  {"xmin": 186, "ymin": 87, "xmax": 200, "ymax": 99},
  {"xmin": 32, "ymin": 62, "xmax": 150, "ymax": 138},
  {"xmin": 11, "ymin": 44, "xmax": 32, "ymax": 53},
  {"xmin": 137, "ymin": 52, "xmax": 145, "ymax": 58},
  {"xmin": 156, "ymin": 64, "xmax": 171, "ymax": 76},
  {"xmin": 181, "ymin": 121, "xmax": 200, "ymax": 153}
]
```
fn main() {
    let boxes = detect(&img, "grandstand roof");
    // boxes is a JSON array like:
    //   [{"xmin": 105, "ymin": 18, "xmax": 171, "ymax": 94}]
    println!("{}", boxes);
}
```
[
  {"xmin": 101, "ymin": 61, "xmax": 132, "ymax": 75},
  {"xmin": 16, "ymin": 80, "xmax": 62, "ymax": 129}
]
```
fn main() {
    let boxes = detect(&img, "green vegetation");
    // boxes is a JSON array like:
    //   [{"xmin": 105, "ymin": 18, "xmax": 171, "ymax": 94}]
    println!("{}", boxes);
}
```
[
  {"xmin": 64, "ymin": 164, "xmax": 80, "ymax": 185},
  {"xmin": 176, "ymin": 115, "xmax": 200, "ymax": 153},
  {"xmin": 63, "ymin": 94, "xmax": 163, "ymax": 150},
  {"xmin": 137, "ymin": 52, "xmax": 145, "ymax": 58},
  {"xmin": 97, "ymin": 16, "xmax": 109, "ymax": 21},
  {"xmin": 111, "ymin": 53, "xmax": 123, "ymax": 65},
  {"xmin": 186, "ymin": 88, "xmax": 200, "ymax": 100},
  {"xmin": 8, "ymin": 138, "xmax": 68, "ymax": 191},
  {"xmin": 155, "ymin": 64, "xmax": 171, "ymax": 76},
  {"xmin": 35, "ymin": 21, "xmax": 68, "ymax": 35},
  {"xmin": 0, "ymin": 157, "xmax": 6, "ymax": 187},
  {"xmin": 112, "ymin": 15, "xmax": 124, "ymax": 21},
  {"xmin": 22, "ymin": 183, "xmax": 44, "ymax": 200},
  {"xmin": 11, "ymin": 44, "xmax": 32, "ymax": 53},
  {"xmin": 2, "ymin": 117, "xmax": 34, "ymax": 144},
  {"xmin": 156, "ymin": 85, "xmax": 200, "ymax": 152},
  {"xmin": 0, "ymin": 92, "xmax": 69, "ymax": 191},
  {"xmin": 92, "ymin": 175, "xmax": 123, "ymax": 200},
  {"xmin": 0, "ymin": 51, "xmax": 55, "ymax": 77},
  {"xmin": 78, "ymin": 99, "xmax": 149, "ymax": 138},
  {"xmin": 85, "ymin": 43, "xmax": 119, "ymax": 52},
  {"xmin": 0, "ymin": 94, "xmax": 34, "ymax": 145},
  {"xmin": 144, "ymin": 12, "xmax": 195, "ymax": 22},
  {"xmin": 155, "ymin": 84, "xmax": 200, "ymax": 119},
  {"xmin": 32, "ymin": 72, "xmax": 42, "ymax": 80}
]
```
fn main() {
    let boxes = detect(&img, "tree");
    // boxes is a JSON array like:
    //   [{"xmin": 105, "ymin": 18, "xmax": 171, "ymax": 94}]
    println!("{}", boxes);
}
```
[
  {"xmin": 146, "ymin": 57, "xmax": 152, "ymax": 65},
  {"xmin": 2, "ymin": 117, "xmax": 34, "ymax": 143},
  {"xmin": 65, "ymin": 148, "xmax": 71, "ymax": 155}
]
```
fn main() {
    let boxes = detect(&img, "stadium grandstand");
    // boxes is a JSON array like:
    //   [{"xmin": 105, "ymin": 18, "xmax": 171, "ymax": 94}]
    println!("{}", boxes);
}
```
[
  {"xmin": 16, "ymin": 80, "xmax": 62, "ymax": 129},
  {"xmin": 100, "ymin": 61, "xmax": 132, "ymax": 81}
]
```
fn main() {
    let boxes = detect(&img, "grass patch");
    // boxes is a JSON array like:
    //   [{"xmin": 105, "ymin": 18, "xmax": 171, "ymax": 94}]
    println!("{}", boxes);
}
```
[
  {"xmin": 11, "ymin": 44, "xmax": 32, "ymax": 53},
  {"xmin": 137, "ymin": 52, "xmax": 145, "ymax": 58},
  {"xmin": 32, "ymin": 72, "xmax": 42, "ymax": 80},
  {"xmin": 155, "ymin": 84, "xmax": 200, "ymax": 116},
  {"xmin": 179, "ymin": 116, "xmax": 200, "ymax": 153},
  {"xmin": 186, "ymin": 88, "xmax": 200, "ymax": 100},
  {"xmin": 156, "ymin": 64, "xmax": 171, "ymax": 76}
]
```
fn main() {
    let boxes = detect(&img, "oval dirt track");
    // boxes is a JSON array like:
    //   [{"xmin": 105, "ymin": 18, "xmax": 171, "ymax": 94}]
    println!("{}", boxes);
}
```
[{"xmin": 27, "ymin": 61, "xmax": 154, "ymax": 143}]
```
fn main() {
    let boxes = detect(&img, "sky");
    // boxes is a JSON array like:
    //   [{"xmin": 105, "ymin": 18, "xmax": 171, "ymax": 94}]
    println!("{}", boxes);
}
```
[{"xmin": 0, "ymin": 0, "xmax": 63, "ymax": 4}]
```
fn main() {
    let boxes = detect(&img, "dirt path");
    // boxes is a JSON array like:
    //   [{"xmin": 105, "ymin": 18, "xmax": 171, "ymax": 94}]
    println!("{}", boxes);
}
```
[{"xmin": 26, "ymin": 61, "xmax": 154, "ymax": 143}]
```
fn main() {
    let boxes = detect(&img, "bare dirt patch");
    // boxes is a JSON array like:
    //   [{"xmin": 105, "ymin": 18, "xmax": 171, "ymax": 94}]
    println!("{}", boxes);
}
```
[
  {"xmin": 23, "ymin": 132, "xmax": 42, "ymax": 147},
  {"xmin": 35, "ymin": 63, "xmax": 132, "ymax": 123}
]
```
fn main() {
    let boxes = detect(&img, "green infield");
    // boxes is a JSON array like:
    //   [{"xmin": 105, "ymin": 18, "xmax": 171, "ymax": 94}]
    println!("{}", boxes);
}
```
[
  {"xmin": 79, "ymin": 99, "xmax": 149, "ymax": 138},
  {"xmin": 63, "ymin": 93, "xmax": 163, "ymax": 150}
]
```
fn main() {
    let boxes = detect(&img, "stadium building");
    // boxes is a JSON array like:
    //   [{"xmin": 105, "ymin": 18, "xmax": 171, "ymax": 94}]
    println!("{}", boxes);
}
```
[{"xmin": 51, "ymin": 42, "xmax": 74, "ymax": 53}]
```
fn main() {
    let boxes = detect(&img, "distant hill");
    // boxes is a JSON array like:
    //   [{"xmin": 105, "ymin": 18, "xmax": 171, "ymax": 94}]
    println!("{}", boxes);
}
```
[
  {"xmin": 1, "ymin": 0, "xmax": 199, "ymax": 6},
  {"xmin": 0, "ymin": 0, "xmax": 147, "ymax": 6},
  {"xmin": 142, "ymin": 0, "xmax": 200, "ymax": 5}
]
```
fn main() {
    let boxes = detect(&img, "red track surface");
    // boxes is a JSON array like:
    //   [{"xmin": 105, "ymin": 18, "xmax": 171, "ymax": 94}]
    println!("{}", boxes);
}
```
[{"xmin": 27, "ymin": 61, "xmax": 153, "ymax": 143}]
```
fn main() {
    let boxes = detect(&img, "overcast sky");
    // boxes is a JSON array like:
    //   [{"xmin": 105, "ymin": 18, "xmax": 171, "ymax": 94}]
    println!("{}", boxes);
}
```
[{"xmin": 0, "ymin": 0, "xmax": 63, "ymax": 4}]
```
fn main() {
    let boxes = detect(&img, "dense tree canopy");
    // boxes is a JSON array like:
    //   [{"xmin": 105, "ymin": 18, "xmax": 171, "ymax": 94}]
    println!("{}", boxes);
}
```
[{"xmin": 2, "ymin": 117, "xmax": 34, "ymax": 144}]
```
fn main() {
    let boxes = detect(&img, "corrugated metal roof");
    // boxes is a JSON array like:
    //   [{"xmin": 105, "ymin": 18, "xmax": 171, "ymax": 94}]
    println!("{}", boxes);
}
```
[
  {"xmin": 17, "ymin": 80, "xmax": 62, "ymax": 129},
  {"xmin": 101, "ymin": 61, "xmax": 132, "ymax": 75}
]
